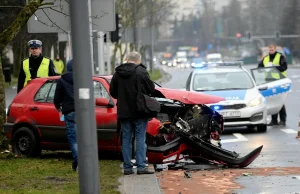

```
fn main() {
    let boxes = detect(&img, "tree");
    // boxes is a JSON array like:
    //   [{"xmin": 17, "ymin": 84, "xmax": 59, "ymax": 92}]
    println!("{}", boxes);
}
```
[{"xmin": 0, "ymin": 0, "xmax": 52, "ymax": 146}]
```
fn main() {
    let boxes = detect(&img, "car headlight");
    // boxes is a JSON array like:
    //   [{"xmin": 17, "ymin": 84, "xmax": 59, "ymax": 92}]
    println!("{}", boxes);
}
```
[
  {"xmin": 248, "ymin": 95, "xmax": 263, "ymax": 107},
  {"xmin": 162, "ymin": 61, "xmax": 166, "ymax": 65}
]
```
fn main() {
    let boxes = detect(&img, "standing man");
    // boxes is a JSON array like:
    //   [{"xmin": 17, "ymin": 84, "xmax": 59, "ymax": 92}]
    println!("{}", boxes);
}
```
[
  {"xmin": 110, "ymin": 52, "xmax": 155, "ymax": 175},
  {"xmin": 53, "ymin": 55, "xmax": 65, "ymax": 75},
  {"xmin": 17, "ymin": 40, "xmax": 57, "ymax": 93},
  {"xmin": 258, "ymin": 44, "xmax": 288, "ymax": 126},
  {"xmin": 54, "ymin": 60, "xmax": 78, "ymax": 171}
]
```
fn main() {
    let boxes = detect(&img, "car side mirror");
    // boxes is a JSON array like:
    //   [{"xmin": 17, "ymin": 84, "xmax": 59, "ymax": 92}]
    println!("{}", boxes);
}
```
[
  {"xmin": 95, "ymin": 98, "xmax": 114, "ymax": 108},
  {"xmin": 258, "ymin": 86, "xmax": 268, "ymax": 91}
]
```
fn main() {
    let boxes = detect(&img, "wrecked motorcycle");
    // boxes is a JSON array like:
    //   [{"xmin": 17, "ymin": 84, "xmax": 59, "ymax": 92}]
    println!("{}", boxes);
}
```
[{"xmin": 146, "ymin": 99, "xmax": 263, "ymax": 168}]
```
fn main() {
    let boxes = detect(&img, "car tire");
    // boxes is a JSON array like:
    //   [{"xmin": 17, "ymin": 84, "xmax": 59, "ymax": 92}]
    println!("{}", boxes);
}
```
[
  {"xmin": 12, "ymin": 127, "xmax": 41, "ymax": 157},
  {"xmin": 257, "ymin": 124, "xmax": 267, "ymax": 132}
]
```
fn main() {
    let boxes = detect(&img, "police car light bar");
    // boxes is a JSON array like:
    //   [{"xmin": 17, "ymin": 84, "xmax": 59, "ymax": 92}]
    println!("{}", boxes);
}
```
[{"xmin": 196, "ymin": 61, "xmax": 243, "ymax": 68}]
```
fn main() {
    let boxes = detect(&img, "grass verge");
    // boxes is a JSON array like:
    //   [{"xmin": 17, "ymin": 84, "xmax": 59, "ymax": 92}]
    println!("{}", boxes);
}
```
[
  {"xmin": 149, "ymin": 68, "xmax": 162, "ymax": 81},
  {"xmin": 0, "ymin": 151, "xmax": 122, "ymax": 194}
]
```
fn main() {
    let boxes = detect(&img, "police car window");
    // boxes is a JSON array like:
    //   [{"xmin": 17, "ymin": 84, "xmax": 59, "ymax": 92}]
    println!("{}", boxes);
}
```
[
  {"xmin": 251, "ymin": 67, "xmax": 285, "ymax": 85},
  {"xmin": 193, "ymin": 71, "xmax": 254, "ymax": 91},
  {"xmin": 34, "ymin": 82, "xmax": 53, "ymax": 102},
  {"xmin": 93, "ymin": 81, "xmax": 110, "ymax": 99}
]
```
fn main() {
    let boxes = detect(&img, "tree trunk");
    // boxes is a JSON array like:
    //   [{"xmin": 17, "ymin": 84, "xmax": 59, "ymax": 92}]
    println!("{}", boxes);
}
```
[
  {"xmin": 0, "ymin": 51, "xmax": 7, "ymax": 148},
  {"xmin": 111, "ymin": 43, "xmax": 119, "ymax": 70}
]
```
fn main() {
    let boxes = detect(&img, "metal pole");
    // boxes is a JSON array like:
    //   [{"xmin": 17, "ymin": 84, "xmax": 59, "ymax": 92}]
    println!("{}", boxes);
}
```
[
  {"xmin": 150, "ymin": 0, "xmax": 154, "ymax": 74},
  {"xmin": 68, "ymin": 31, "xmax": 72, "ymax": 59},
  {"xmin": 133, "ymin": 0, "xmax": 138, "ymax": 51},
  {"xmin": 98, "ymin": 31, "xmax": 105, "ymax": 74},
  {"xmin": 69, "ymin": 1, "xmax": 100, "ymax": 193},
  {"xmin": 88, "ymin": 0, "xmax": 95, "ymax": 75},
  {"xmin": 106, "ymin": 32, "xmax": 112, "ymax": 74}
]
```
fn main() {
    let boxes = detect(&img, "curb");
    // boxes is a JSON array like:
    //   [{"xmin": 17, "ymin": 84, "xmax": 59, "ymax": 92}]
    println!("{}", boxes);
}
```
[
  {"xmin": 155, "ymin": 67, "xmax": 172, "ymax": 85},
  {"xmin": 118, "ymin": 163, "xmax": 161, "ymax": 194}
]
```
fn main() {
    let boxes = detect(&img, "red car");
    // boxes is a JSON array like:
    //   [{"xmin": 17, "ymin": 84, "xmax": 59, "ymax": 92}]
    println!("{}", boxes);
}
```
[{"xmin": 4, "ymin": 76, "xmax": 263, "ymax": 167}]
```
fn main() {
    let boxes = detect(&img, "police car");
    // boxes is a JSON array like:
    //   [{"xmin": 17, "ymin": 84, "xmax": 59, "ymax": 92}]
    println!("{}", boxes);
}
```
[{"xmin": 185, "ymin": 62, "xmax": 292, "ymax": 132}]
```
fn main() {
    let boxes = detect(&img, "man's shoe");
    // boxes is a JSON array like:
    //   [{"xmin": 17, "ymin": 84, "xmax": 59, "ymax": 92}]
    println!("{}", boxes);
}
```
[
  {"xmin": 278, "ymin": 121, "xmax": 286, "ymax": 126},
  {"xmin": 137, "ymin": 168, "xmax": 155, "ymax": 175},
  {"xmin": 268, "ymin": 121, "xmax": 278, "ymax": 126},
  {"xmin": 124, "ymin": 170, "xmax": 134, "ymax": 175}
]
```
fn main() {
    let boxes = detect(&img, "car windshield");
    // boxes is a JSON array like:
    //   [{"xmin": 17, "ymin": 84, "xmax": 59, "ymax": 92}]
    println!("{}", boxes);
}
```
[{"xmin": 193, "ymin": 71, "xmax": 254, "ymax": 91}]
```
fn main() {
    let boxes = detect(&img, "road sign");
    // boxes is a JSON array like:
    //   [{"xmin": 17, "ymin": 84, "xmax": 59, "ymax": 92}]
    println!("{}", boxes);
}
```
[
  {"xmin": 121, "ymin": 28, "xmax": 157, "ymax": 45},
  {"xmin": 27, "ymin": 0, "xmax": 116, "ymax": 33}
]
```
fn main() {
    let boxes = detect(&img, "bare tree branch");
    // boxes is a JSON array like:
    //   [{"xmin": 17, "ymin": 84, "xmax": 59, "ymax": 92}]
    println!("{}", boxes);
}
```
[{"xmin": 40, "ymin": 9, "xmax": 68, "ymax": 33}]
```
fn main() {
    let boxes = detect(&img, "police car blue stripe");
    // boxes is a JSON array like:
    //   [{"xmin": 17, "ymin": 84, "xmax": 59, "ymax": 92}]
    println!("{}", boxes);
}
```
[
  {"xmin": 203, "ymin": 90, "xmax": 247, "ymax": 100},
  {"xmin": 260, "ymin": 83, "xmax": 291, "ymax": 97}
]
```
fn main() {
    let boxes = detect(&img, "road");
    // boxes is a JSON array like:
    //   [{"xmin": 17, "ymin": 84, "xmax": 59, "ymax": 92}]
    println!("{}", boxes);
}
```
[
  {"xmin": 157, "ymin": 65, "xmax": 300, "ymax": 194},
  {"xmin": 4, "ymin": 65, "xmax": 300, "ymax": 193}
]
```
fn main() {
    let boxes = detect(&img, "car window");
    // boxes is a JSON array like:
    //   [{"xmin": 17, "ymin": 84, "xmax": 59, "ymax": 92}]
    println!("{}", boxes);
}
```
[
  {"xmin": 47, "ymin": 82, "xmax": 57, "ymax": 103},
  {"xmin": 193, "ymin": 71, "xmax": 254, "ymax": 91},
  {"xmin": 93, "ymin": 81, "xmax": 110, "ymax": 99},
  {"xmin": 34, "ymin": 82, "xmax": 54, "ymax": 102},
  {"xmin": 251, "ymin": 67, "xmax": 286, "ymax": 85}
]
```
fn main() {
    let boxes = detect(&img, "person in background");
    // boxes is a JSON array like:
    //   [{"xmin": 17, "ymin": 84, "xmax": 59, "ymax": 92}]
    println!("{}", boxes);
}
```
[
  {"xmin": 54, "ymin": 59, "xmax": 78, "ymax": 171},
  {"xmin": 53, "ymin": 55, "xmax": 65, "ymax": 75},
  {"xmin": 258, "ymin": 43, "xmax": 288, "ymax": 126},
  {"xmin": 17, "ymin": 40, "xmax": 56, "ymax": 93}
]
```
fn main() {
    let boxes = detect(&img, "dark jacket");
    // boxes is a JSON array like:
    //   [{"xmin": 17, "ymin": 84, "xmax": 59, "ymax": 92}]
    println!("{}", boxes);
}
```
[
  {"xmin": 17, "ymin": 54, "xmax": 57, "ymax": 93},
  {"xmin": 109, "ymin": 63, "xmax": 155, "ymax": 120},
  {"xmin": 258, "ymin": 51, "xmax": 288, "ymax": 72},
  {"xmin": 54, "ymin": 60, "xmax": 75, "ymax": 115}
]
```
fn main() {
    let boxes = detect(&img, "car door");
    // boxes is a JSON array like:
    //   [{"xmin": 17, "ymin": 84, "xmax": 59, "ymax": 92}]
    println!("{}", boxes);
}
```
[
  {"xmin": 251, "ymin": 67, "xmax": 292, "ymax": 115},
  {"xmin": 93, "ymin": 79, "xmax": 118, "ymax": 151},
  {"xmin": 29, "ymin": 80, "xmax": 67, "ymax": 143}
]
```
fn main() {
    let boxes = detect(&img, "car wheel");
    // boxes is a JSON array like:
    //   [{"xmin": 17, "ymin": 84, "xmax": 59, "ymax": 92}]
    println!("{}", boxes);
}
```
[
  {"xmin": 257, "ymin": 124, "xmax": 267, "ymax": 132},
  {"xmin": 12, "ymin": 127, "xmax": 41, "ymax": 157}
]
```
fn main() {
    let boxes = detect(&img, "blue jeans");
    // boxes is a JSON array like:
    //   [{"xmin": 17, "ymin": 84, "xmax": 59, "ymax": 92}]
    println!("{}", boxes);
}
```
[
  {"xmin": 121, "ymin": 119, "xmax": 148, "ymax": 171},
  {"xmin": 64, "ymin": 112, "xmax": 78, "ymax": 167}
]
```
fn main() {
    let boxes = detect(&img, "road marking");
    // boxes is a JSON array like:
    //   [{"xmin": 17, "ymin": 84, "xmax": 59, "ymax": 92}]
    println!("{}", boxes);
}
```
[
  {"xmin": 221, "ymin": 133, "xmax": 248, "ymax": 144},
  {"xmin": 281, "ymin": 129, "xmax": 298, "ymax": 134}
]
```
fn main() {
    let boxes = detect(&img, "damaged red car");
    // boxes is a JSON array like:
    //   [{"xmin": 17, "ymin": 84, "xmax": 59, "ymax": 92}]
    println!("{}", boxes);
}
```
[{"xmin": 4, "ymin": 76, "xmax": 263, "ymax": 168}]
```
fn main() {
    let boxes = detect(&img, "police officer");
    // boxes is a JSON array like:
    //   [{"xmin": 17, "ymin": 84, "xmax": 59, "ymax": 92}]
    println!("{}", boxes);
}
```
[
  {"xmin": 258, "ymin": 43, "xmax": 288, "ymax": 126},
  {"xmin": 17, "ymin": 40, "xmax": 57, "ymax": 93},
  {"xmin": 53, "ymin": 55, "xmax": 65, "ymax": 75}
]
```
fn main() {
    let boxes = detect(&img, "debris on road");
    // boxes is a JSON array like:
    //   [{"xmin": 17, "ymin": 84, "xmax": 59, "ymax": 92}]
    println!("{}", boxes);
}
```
[{"xmin": 184, "ymin": 171, "xmax": 192, "ymax": 178}]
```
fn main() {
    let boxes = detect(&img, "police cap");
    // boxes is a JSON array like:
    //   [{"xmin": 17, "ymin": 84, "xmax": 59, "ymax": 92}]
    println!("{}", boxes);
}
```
[{"xmin": 28, "ymin": 40, "xmax": 42, "ymax": 48}]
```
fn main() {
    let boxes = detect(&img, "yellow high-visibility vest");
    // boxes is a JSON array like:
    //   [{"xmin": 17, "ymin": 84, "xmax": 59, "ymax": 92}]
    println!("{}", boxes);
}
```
[
  {"xmin": 23, "ymin": 57, "xmax": 50, "ymax": 86},
  {"xmin": 53, "ymin": 59, "xmax": 64, "ymax": 74},
  {"xmin": 263, "ymin": 53, "xmax": 287, "ymax": 79}
]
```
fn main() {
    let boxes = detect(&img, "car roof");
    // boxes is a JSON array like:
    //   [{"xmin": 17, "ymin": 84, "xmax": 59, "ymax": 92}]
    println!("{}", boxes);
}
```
[{"xmin": 193, "ymin": 67, "xmax": 246, "ymax": 74}]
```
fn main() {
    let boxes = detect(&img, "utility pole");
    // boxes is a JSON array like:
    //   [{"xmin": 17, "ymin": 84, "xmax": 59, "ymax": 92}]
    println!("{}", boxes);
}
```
[
  {"xmin": 133, "ymin": 0, "xmax": 138, "ymax": 51},
  {"xmin": 149, "ymin": 0, "xmax": 154, "ymax": 74},
  {"xmin": 69, "ymin": 0, "xmax": 100, "ymax": 193},
  {"xmin": 88, "ymin": 0, "xmax": 95, "ymax": 75}
]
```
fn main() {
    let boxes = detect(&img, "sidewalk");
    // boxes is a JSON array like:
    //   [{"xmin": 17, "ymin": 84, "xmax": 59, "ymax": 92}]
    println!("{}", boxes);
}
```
[{"xmin": 118, "ymin": 163, "xmax": 161, "ymax": 194}]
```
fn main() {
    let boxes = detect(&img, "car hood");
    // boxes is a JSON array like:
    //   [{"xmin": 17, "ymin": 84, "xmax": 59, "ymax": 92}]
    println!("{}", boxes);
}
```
[{"xmin": 154, "ymin": 88, "xmax": 225, "ymax": 104}]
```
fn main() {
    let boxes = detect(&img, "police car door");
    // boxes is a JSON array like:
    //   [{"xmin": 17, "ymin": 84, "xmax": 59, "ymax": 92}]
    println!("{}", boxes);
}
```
[{"xmin": 251, "ymin": 67, "xmax": 292, "ymax": 115}]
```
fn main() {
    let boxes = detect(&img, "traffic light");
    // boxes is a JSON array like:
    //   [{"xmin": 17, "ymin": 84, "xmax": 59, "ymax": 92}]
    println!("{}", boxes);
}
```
[
  {"xmin": 110, "ymin": 14, "xmax": 122, "ymax": 43},
  {"xmin": 236, "ymin": 33, "xmax": 242, "ymax": 38}
]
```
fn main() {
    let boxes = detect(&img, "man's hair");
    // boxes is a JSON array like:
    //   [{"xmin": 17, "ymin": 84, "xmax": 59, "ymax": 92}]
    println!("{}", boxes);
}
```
[{"xmin": 126, "ymin": 52, "xmax": 141, "ymax": 63}]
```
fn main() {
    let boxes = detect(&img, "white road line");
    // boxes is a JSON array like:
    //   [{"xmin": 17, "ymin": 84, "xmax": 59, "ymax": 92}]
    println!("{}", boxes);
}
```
[
  {"xmin": 221, "ymin": 133, "xmax": 248, "ymax": 144},
  {"xmin": 281, "ymin": 129, "xmax": 298, "ymax": 134}
]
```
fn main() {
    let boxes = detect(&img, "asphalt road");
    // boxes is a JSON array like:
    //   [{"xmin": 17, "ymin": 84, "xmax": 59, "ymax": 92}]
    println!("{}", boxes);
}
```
[
  {"xmin": 160, "ymin": 64, "xmax": 300, "ymax": 193},
  {"xmin": 4, "ymin": 65, "xmax": 300, "ymax": 193}
]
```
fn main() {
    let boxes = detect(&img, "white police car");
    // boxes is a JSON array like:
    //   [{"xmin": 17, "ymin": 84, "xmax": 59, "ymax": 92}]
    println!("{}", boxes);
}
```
[{"xmin": 185, "ymin": 62, "xmax": 292, "ymax": 132}]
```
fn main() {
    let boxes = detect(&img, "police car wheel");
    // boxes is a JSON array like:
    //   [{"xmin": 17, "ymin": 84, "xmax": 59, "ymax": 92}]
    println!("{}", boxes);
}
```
[{"xmin": 257, "ymin": 124, "xmax": 267, "ymax": 132}]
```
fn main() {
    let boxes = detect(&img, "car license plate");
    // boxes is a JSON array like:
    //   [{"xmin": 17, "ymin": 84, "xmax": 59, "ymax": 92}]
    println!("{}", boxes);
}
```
[{"xmin": 220, "ymin": 111, "xmax": 241, "ymax": 118}]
